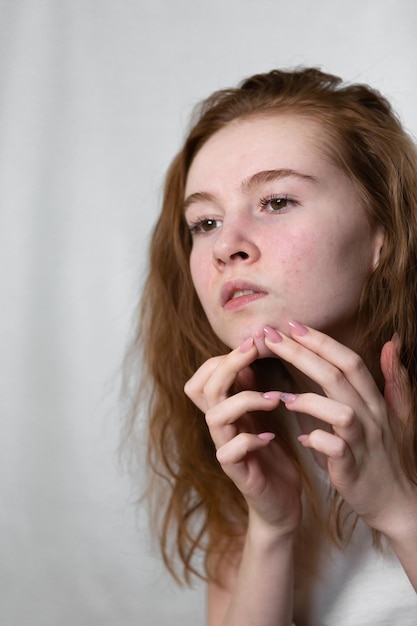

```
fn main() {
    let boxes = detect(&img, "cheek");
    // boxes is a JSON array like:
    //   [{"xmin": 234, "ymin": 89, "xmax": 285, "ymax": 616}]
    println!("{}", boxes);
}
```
[
  {"xmin": 273, "ymin": 229, "xmax": 357, "ymax": 308},
  {"xmin": 189, "ymin": 251, "xmax": 210, "ymax": 305},
  {"xmin": 189, "ymin": 255, "xmax": 200, "ymax": 294},
  {"xmin": 271, "ymin": 231, "xmax": 321, "ymax": 281},
  {"xmin": 282, "ymin": 222, "xmax": 362, "ymax": 273}
]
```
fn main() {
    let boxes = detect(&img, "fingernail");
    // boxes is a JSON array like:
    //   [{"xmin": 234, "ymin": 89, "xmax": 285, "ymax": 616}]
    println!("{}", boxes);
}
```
[
  {"xmin": 257, "ymin": 432, "xmax": 276, "ymax": 442},
  {"xmin": 239, "ymin": 337, "xmax": 254, "ymax": 353},
  {"xmin": 262, "ymin": 391, "xmax": 281, "ymax": 401},
  {"xmin": 263, "ymin": 325, "xmax": 283, "ymax": 343},
  {"xmin": 288, "ymin": 320, "xmax": 308, "ymax": 336},
  {"xmin": 279, "ymin": 392, "xmax": 297, "ymax": 404},
  {"xmin": 297, "ymin": 434, "xmax": 309, "ymax": 444}
]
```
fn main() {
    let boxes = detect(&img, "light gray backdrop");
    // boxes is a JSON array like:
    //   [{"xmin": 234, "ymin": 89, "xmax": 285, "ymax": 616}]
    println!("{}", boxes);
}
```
[{"xmin": 1, "ymin": 1, "xmax": 416, "ymax": 624}]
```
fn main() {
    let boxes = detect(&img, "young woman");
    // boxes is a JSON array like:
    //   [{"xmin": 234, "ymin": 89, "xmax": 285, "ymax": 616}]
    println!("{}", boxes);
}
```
[{"xmin": 126, "ymin": 68, "xmax": 417, "ymax": 624}]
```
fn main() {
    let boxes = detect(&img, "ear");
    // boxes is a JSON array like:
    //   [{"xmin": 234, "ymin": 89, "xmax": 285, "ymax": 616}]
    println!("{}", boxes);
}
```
[{"xmin": 371, "ymin": 225, "xmax": 385, "ymax": 270}]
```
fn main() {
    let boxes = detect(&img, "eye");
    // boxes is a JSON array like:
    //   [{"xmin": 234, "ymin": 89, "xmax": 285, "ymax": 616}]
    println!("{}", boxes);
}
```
[
  {"xmin": 259, "ymin": 195, "xmax": 296, "ymax": 213},
  {"xmin": 269, "ymin": 197, "xmax": 288, "ymax": 211},
  {"xmin": 188, "ymin": 217, "xmax": 222, "ymax": 236}
]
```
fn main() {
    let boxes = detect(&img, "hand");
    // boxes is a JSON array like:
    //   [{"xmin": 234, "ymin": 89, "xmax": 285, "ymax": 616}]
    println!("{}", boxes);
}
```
[
  {"xmin": 184, "ymin": 338, "xmax": 302, "ymax": 536},
  {"xmin": 264, "ymin": 322, "xmax": 416, "ymax": 538}
]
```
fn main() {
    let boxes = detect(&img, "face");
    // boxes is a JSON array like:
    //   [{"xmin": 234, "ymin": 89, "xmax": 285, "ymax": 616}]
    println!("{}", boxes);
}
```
[{"xmin": 184, "ymin": 115, "xmax": 384, "ymax": 354}]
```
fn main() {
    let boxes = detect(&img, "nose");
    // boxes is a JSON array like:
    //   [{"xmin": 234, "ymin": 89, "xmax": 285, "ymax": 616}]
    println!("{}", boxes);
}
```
[{"xmin": 212, "ymin": 222, "xmax": 260, "ymax": 269}]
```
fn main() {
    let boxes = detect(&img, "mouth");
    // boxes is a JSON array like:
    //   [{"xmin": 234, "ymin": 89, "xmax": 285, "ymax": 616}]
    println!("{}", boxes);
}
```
[{"xmin": 221, "ymin": 281, "xmax": 268, "ymax": 311}]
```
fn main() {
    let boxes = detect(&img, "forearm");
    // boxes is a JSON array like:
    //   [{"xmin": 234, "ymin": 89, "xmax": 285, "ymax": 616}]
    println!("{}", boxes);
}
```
[
  {"xmin": 391, "ymin": 542, "xmax": 417, "ymax": 592},
  {"xmin": 209, "ymin": 519, "xmax": 295, "ymax": 626},
  {"xmin": 385, "ymin": 513, "xmax": 417, "ymax": 592}
]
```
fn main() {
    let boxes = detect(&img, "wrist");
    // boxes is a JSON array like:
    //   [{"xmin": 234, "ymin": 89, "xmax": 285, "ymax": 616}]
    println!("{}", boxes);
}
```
[
  {"xmin": 378, "ymin": 494, "xmax": 417, "ymax": 548},
  {"xmin": 247, "ymin": 509, "xmax": 299, "ymax": 548}
]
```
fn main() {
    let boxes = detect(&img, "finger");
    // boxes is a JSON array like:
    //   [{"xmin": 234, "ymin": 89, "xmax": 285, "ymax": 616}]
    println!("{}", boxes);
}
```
[
  {"xmin": 380, "ymin": 335, "xmax": 411, "ymax": 423},
  {"xmin": 184, "ymin": 354, "xmax": 227, "ymax": 412},
  {"xmin": 298, "ymin": 429, "xmax": 356, "ymax": 477},
  {"xmin": 288, "ymin": 321, "xmax": 383, "ymax": 405},
  {"xmin": 264, "ymin": 323, "xmax": 384, "ymax": 416},
  {"xmin": 185, "ymin": 341, "xmax": 259, "ymax": 414},
  {"xmin": 281, "ymin": 392, "xmax": 364, "ymax": 448},
  {"xmin": 216, "ymin": 431, "xmax": 275, "ymax": 468},
  {"xmin": 203, "ymin": 338, "xmax": 259, "ymax": 408},
  {"xmin": 206, "ymin": 391, "xmax": 281, "ymax": 449}
]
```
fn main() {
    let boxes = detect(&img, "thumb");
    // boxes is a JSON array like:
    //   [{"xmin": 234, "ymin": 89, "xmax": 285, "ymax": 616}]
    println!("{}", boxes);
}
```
[{"xmin": 380, "ymin": 334, "xmax": 411, "ymax": 422}]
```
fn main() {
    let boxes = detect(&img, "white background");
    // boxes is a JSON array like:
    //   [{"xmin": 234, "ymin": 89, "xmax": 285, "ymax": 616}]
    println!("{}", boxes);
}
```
[{"xmin": 1, "ymin": 1, "xmax": 416, "ymax": 624}]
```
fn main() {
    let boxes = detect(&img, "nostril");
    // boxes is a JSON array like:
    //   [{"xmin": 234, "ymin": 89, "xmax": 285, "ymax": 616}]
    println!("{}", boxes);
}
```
[{"xmin": 236, "ymin": 251, "xmax": 249, "ymax": 260}]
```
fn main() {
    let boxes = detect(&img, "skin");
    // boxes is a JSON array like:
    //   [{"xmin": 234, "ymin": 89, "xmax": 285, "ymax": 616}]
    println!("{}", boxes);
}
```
[
  {"xmin": 184, "ymin": 115, "xmax": 384, "ymax": 354},
  {"xmin": 183, "ymin": 115, "xmax": 417, "ymax": 625}
]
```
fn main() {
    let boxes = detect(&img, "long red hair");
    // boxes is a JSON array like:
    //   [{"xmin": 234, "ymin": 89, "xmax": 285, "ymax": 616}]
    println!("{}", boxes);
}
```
[{"xmin": 123, "ymin": 68, "xmax": 417, "ymax": 583}]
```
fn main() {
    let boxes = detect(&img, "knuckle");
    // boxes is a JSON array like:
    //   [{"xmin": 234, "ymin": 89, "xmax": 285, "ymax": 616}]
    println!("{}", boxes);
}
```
[
  {"xmin": 183, "ymin": 378, "xmax": 195, "ymax": 398},
  {"xmin": 333, "ymin": 439, "xmax": 348, "ymax": 458},
  {"xmin": 215, "ymin": 442, "xmax": 235, "ymax": 466},
  {"xmin": 315, "ymin": 332, "xmax": 328, "ymax": 352},
  {"xmin": 307, "ymin": 429, "xmax": 321, "ymax": 447},
  {"xmin": 325, "ymin": 353, "xmax": 365, "ymax": 388},
  {"xmin": 344, "ymin": 351, "xmax": 364, "ymax": 375},
  {"xmin": 184, "ymin": 355, "xmax": 224, "ymax": 398},
  {"xmin": 215, "ymin": 445, "xmax": 231, "ymax": 466},
  {"xmin": 204, "ymin": 407, "xmax": 217, "ymax": 429},
  {"xmin": 338, "ymin": 405, "xmax": 356, "ymax": 429},
  {"xmin": 328, "ymin": 367, "xmax": 346, "ymax": 387},
  {"xmin": 216, "ymin": 433, "xmax": 249, "ymax": 466}
]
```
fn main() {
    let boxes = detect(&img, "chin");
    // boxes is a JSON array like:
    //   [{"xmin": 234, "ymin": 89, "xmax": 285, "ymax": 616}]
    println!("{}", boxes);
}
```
[{"xmin": 220, "ymin": 328, "xmax": 279, "ymax": 360}]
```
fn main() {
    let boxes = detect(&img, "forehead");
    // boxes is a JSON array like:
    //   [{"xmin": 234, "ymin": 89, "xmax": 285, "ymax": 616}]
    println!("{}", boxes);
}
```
[{"xmin": 185, "ymin": 114, "xmax": 334, "ymax": 194}]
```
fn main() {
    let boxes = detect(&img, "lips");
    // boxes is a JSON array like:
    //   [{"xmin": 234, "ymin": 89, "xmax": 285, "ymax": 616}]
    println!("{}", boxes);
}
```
[{"xmin": 221, "ymin": 280, "xmax": 268, "ymax": 309}]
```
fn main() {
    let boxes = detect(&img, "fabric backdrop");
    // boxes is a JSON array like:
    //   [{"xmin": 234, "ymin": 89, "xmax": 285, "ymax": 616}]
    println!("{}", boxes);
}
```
[{"xmin": 1, "ymin": 1, "xmax": 416, "ymax": 624}]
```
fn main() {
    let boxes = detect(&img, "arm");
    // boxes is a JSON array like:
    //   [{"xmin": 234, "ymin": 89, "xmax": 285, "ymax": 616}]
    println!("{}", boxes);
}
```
[
  {"xmin": 386, "ymin": 522, "xmax": 417, "ymax": 591},
  {"xmin": 185, "ymin": 338, "xmax": 301, "ymax": 625},
  {"xmin": 207, "ymin": 523, "xmax": 295, "ymax": 626}
]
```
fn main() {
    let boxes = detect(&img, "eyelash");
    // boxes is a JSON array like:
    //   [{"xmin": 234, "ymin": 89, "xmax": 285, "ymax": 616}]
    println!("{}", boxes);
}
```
[
  {"xmin": 187, "ymin": 216, "xmax": 221, "ymax": 236},
  {"xmin": 187, "ymin": 195, "xmax": 297, "ymax": 236},
  {"xmin": 259, "ymin": 194, "xmax": 297, "ymax": 212}
]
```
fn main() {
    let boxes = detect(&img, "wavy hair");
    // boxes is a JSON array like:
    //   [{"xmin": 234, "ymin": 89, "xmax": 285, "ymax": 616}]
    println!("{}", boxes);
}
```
[{"xmin": 123, "ymin": 67, "xmax": 417, "ymax": 584}]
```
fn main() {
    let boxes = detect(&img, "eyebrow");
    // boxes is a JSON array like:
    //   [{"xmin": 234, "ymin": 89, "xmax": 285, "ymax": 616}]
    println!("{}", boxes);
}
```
[
  {"xmin": 183, "ymin": 168, "xmax": 318, "ymax": 213},
  {"xmin": 242, "ymin": 168, "xmax": 318, "ymax": 191}
]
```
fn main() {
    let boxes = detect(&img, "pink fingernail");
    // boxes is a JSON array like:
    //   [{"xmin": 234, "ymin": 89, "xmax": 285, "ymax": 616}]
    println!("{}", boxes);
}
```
[
  {"xmin": 263, "ymin": 325, "xmax": 283, "ymax": 343},
  {"xmin": 280, "ymin": 392, "xmax": 297, "ymax": 404},
  {"xmin": 258, "ymin": 432, "xmax": 276, "ymax": 442},
  {"xmin": 239, "ymin": 337, "xmax": 254, "ymax": 353},
  {"xmin": 262, "ymin": 391, "xmax": 281, "ymax": 401},
  {"xmin": 288, "ymin": 320, "xmax": 308, "ymax": 336},
  {"xmin": 297, "ymin": 434, "xmax": 309, "ymax": 444}
]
